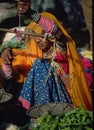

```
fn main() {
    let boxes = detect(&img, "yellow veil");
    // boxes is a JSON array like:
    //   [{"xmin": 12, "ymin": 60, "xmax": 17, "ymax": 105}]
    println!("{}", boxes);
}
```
[{"xmin": 39, "ymin": 12, "xmax": 93, "ymax": 110}]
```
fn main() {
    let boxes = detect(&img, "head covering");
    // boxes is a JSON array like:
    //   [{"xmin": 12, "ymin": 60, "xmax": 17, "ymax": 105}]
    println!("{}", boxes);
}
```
[
  {"xmin": 37, "ymin": 15, "xmax": 58, "ymax": 35},
  {"xmin": 26, "ymin": 21, "xmax": 44, "ymax": 34}
]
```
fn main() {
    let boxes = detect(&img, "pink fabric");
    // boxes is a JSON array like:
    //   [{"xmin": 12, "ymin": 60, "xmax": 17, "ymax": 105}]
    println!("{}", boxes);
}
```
[
  {"xmin": 18, "ymin": 97, "xmax": 31, "ymax": 109},
  {"xmin": 2, "ymin": 63, "xmax": 12, "ymax": 78},
  {"xmin": 38, "ymin": 16, "xmax": 55, "ymax": 34},
  {"xmin": 85, "ymin": 72, "xmax": 93, "ymax": 89},
  {"xmin": 81, "ymin": 57, "xmax": 93, "ymax": 71},
  {"xmin": 14, "ymin": 29, "xmax": 22, "ymax": 43},
  {"xmin": 81, "ymin": 57, "xmax": 93, "ymax": 89}
]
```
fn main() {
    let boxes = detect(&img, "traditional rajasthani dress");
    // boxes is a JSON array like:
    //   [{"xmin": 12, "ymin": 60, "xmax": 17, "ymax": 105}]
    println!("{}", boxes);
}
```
[
  {"xmin": 0, "ymin": 12, "xmax": 93, "ymax": 111},
  {"xmin": 14, "ymin": 12, "xmax": 94, "ymax": 110},
  {"xmin": 18, "ymin": 49, "xmax": 93, "ymax": 110}
]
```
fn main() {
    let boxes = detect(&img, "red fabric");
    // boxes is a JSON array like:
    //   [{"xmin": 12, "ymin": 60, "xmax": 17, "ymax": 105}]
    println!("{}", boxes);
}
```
[
  {"xmin": 81, "ymin": 57, "xmax": 93, "ymax": 89},
  {"xmin": 18, "ymin": 97, "xmax": 31, "ymax": 109},
  {"xmin": 54, "ymin": 53, "xmax": 69, "ymax": 76}
]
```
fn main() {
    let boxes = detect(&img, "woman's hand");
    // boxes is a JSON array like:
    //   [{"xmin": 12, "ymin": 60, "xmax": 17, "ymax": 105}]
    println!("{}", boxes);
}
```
[{"xmin": 1, "ymin": 48, "xmax": 15, "ymax": 64}]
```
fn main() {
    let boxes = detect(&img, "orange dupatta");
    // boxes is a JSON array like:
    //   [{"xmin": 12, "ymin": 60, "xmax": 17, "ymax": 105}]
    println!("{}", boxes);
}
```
[
  {"xmin": 0, "ymin": 22, "xmax": 43, "ymax": 83},
  {"xmin": 40, "ymin": 12, "xmax": 93, "ymax": 110}
]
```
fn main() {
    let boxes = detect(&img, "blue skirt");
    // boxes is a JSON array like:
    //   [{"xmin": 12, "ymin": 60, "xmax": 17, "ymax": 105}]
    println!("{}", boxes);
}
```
[{"xmin": 19, "ymin": 59, "xmax": 71, "ymax": 109}]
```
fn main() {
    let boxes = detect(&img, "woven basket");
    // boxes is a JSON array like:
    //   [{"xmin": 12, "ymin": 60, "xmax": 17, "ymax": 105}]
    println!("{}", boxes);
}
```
[
  {"xmin": 27, "ymin": 102, "xmax": 73, "ymax": 129},
  {"xmin": 27, "ymin": 102, "xmax": 73, "ymax": 118}
]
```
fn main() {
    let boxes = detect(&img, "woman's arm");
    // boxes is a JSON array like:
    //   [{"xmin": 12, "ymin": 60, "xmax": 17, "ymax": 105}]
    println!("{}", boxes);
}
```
[{"xmin": 0, "ymin": 48, "xmax": 13, "ymax": 79}]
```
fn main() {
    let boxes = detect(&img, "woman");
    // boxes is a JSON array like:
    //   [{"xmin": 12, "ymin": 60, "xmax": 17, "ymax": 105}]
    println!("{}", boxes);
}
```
[{"xmin": 0, "ymin": 0, "xmax": 93, "ymax": 110}]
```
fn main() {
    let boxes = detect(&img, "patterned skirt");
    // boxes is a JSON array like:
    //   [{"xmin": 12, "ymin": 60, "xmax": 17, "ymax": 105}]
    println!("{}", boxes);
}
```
[{"xmin": 18, "ymin": 59, "xmax": 71, "ymax": 109}]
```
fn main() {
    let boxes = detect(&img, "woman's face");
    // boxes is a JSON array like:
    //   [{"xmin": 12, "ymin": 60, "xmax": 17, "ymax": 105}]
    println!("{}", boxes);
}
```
[{"xmin": 32, "ymin": 36, "xmax": 53, "ymax": 52}]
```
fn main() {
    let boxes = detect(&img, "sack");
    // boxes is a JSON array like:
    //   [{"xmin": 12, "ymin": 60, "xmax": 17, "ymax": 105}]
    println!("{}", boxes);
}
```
[
  {"xmin": 60, "ymin": 74, "xmax": 70, "ymax": 88},
  {"xmin": 0, "ymin": 88, "xmax": 13, "ymax": 103}
]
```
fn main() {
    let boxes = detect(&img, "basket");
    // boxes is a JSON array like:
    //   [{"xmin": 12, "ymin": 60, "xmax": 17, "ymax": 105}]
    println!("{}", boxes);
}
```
[{"xmin": 27, "ymin": 102, "xmax": 73, "ymax": 129}]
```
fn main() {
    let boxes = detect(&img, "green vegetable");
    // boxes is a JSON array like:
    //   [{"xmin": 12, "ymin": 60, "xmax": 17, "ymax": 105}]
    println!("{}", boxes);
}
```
[
  {"xmin": 30, "ymin": 106, "xmax": 93, "ymax": 130},
  {"xmin": 0, "ymin": 36, "xmax": 25, "ymax": 53}
]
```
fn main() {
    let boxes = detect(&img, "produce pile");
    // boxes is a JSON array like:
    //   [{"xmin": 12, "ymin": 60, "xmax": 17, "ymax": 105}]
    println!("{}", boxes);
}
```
[{"xmin": 31, "ymin": 107, "xmax": 93, "ymax": 130}]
